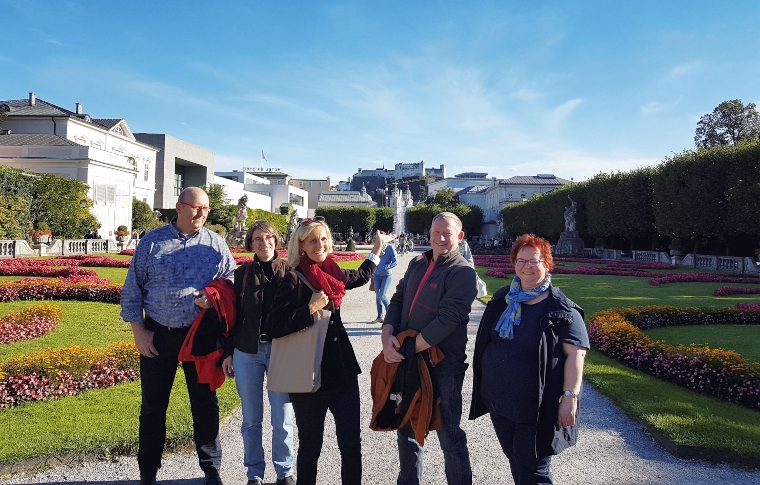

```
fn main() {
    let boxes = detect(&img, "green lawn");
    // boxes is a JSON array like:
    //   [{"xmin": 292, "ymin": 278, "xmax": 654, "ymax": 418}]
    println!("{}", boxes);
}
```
[{"xmin": 476, "ymin": 266, "xmax": 760, "ymax": 459}]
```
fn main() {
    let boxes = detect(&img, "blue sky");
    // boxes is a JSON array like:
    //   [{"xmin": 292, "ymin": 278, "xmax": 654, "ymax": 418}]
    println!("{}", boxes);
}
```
[{"xmin": 4, "ymin": 1, "xmax": 759, "ymax": 184}]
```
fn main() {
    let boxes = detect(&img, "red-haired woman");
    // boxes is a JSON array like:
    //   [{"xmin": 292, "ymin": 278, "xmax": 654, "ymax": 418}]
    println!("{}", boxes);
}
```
[{"xmin": 469, "ymin": 234, "xmax": 589, "ymax": 485}]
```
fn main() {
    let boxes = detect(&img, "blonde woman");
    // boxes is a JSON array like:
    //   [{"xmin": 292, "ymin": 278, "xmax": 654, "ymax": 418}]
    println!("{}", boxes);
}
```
[{"xmin": 268, "ymin": 217, "xmax": 394, "ymax": 485}]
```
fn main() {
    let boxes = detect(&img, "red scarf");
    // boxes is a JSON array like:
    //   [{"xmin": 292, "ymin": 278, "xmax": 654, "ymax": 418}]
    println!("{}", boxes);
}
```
[{"xmin": 299, "ymin": 255, "xmax": 347, "ymax": 307}]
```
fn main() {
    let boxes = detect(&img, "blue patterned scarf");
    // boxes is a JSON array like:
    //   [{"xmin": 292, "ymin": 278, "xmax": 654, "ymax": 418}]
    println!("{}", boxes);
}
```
[{"xmin": 493, "ymin": 274, "xmax": 552, "ymax": 339}]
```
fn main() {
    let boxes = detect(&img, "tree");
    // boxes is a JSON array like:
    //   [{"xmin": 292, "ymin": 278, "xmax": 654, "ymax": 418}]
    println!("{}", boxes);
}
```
[
  {"xmin": 424, "ymin": 188, "xmax": 459, "ymax": 208},
  {"xmin": 132, "ymin": 198, "xmax": 159, "ymax": 235},
  {"xmin": 29, "ymin": 174, "xmax": 100, "ymax": 238},
  {"xmin": 695, "ymin": 99, "xmax": 760, "ymax": 148}
]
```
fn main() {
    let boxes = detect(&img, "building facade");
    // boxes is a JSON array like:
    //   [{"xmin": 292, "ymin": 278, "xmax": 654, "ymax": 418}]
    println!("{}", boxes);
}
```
[{"xmin": 0, "ymin": 93, "xmax": 158, "ymax": 237}]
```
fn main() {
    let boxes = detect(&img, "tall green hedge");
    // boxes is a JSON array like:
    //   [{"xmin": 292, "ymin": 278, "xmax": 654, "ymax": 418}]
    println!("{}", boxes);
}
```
[
  {"xmin": 247, "ymin": 208, "xmax": 288, "ymax": 235},
  {"xmin": 314, "ymin": 207, "xmax": 376, "ymax": 237},
  {"xmin": 405, "ymin": 203, "xmax": 484, "ymax": 237},
  {"xmin": 500, "ymin": 141, "xmax": 760, "ymax": 255}
]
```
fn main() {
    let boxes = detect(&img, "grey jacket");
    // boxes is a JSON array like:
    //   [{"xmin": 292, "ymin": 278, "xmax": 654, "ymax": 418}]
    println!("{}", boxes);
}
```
[{"xmin": 384, "ymin": 249, "xmax": 477, "ymax": 375}]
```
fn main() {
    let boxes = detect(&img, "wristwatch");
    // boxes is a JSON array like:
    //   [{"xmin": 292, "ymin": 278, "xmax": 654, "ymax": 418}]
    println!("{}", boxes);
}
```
[{"xmin": 559, "ymin": 390, "xmax": 577, "ymax": 403}]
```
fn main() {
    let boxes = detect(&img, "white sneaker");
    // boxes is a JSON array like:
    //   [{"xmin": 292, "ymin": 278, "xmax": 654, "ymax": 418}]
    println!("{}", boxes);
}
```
[{"xmin": 371, "ymin": 316, "xmax": 384, "ymax": 324}]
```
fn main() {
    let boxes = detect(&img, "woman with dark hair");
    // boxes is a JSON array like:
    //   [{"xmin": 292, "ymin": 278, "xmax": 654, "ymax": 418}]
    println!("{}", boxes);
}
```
[
  {"xmin": 222, "ymin": 221, "xmax": 295, "ymax": 485},
  {"xmin": 268, "ymin": 217, "xmax": 394, "ymax": 485},
  {"xmin": 469, "ymin": 233, "xmax": 589, "ymax": 485}
]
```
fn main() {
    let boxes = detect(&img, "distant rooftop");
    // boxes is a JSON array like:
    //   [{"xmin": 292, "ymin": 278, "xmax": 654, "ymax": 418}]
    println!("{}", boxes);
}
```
[{"xmin": 454, "ymin": 172, "xmax": 488, "ymax": 179}]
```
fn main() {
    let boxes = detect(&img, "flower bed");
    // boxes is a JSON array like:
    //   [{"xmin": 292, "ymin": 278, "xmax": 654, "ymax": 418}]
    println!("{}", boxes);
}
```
[
  {"xmin": 650, "ymin": 273, "xmax": 760, "ymax": 287},
  {"xmin": 484, "ymin": 265, "xmax": 651, "ymax": 278},
  {"xmin": 0, "ymin": 305, "xmax": 62, "ymax": 344},
  {"xmin": 715, "ymin": 286, "xmax": 760, "ymax": 296},
  {"xmin": 0, "ymin": 342, "xmax": 139, "ymax": 409},
  {"xmin": 737, "ymin": 303, "xmax": 760, "ymax": 311},
  {"xmin": 589, "ymin": 306, "xmax": 760, "ymax": 411},
  {"xmin": 0, "ymin": 257, "xmax": 131, "ymax": 276},
  {"xmin": 119, "ymin": 249, "xmax": 135, "ymax": 256},
  {"xmin": 0, "ymin": 278, "xmax": 122, "ymax": 303}
]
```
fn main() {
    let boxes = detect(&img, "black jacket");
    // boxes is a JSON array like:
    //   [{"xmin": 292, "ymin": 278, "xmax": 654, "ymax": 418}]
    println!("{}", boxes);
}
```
[
  {"xmin": 469, "ymin": 285, "xmax": 586, "ymax": 457},
  {"xmin": 267, "ymin": 258, "xmax": 376, "ymax": 390},
  {"xmin": 225, "ymin": 253, "xmax": 290, "ymax": 357}
]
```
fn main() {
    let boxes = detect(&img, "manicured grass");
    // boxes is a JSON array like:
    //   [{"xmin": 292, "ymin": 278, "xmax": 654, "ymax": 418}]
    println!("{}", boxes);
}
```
[
  {"xmin": 645, "ymin": 325, "xmax": 760, "ymax": 364},
  {"xmin": 475, "ymin": 266, "xmax": 760, "ymax": 457},
  {"xmin": 0, "ymin": 371, "xmax": 240, "ymax": 464},
  {"xmin": 0, "ymin": 257, "xmax": 363, "ymax": 465}
]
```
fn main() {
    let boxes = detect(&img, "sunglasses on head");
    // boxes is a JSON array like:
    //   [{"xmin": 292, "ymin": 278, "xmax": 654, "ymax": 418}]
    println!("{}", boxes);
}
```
[{"xmin": 300, "ymin": 216, "xmax": 325, "ymax": 225}]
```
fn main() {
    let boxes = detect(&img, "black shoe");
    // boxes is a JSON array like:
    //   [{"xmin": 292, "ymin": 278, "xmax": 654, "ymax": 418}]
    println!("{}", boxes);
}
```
[
  {"xmin": 276, "ymin": 476, "xmax": 296, "ymax": 485},
  {"xmin": 139, "ymin": 474, "xmax": 157, "ymax": 485},
  {"xmin": 204, "ymin": 469, "xmax": 223, "ymax": 485},
  {"xmin": 247, "ymin": 480, "xmax": 264, "ymax": 485}
]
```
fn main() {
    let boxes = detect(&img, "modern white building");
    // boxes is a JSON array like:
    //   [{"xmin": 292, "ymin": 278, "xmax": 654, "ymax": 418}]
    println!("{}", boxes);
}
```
[
  {"xmin": 215, "ymin": 170, "xmax": 308, "ymax": 218},
  {"xmin": 0, "ymin": 93, "xmax": 158, "ymax": 237}
]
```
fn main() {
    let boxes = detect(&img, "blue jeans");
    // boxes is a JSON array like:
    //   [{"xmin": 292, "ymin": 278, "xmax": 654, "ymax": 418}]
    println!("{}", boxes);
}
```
[
  {"xmin": 233, "ymin": 344, "xmax": 295, "ymax": 480},
  {"xmin": 374, "ymin": 273, "xmax": 393, "ymax": 317},
  {"xmin": 489, "ymin": 411, "xmax": 553, "ymax": 485},
  {"xmin": 289, "ymin": 379, "xmax": 362, "ymax": 485},
  {"xmin": 397, "ymin": 372, "xmax": 471, "ymax": 485}
]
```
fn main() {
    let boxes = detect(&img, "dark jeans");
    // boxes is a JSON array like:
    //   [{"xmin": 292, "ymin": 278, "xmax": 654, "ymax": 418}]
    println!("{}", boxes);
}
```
[
  {"xmin": 489, "ymin": 411, "xmax": 553, "ymax": 485},
  {"xmin": 289, "ymin": 379, "xmax": 362, "ymax": 485},
  {"xmin": 397, "ymin": 372, "xmax": 471, "ymax": 485},
  {"xmin": 138, "ymin": 321, "xmax": 221, "ymax": 476}
]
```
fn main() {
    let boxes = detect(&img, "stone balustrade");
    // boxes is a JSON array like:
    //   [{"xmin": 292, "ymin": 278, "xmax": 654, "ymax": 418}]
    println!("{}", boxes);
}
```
[
  {"xmin": 680, "ymin": 253, "xmax": 759, "ymax": 274},
  {"xmin": 632, "ymin": 250, "xmax": 671, "ymax": 264},
  {"xmin": 0, "ymin": 239, "xmax": 123, "ymax": 257}
]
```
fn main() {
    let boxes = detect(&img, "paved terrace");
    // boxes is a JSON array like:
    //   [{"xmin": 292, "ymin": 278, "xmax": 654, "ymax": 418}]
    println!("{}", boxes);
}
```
[{"xmin": 5, "ymin": 251, "xmax": 760, "ymax": 484}]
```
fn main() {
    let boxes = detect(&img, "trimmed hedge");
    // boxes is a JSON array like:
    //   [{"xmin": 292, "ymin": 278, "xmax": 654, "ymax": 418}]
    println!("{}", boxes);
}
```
[
  {"xmin": 501, "ymin": 140, "xmax": 760, "ymax": 255},
  {"xmin": 589, "ymin": 306, "xmax": 760, "ymax": 411}
]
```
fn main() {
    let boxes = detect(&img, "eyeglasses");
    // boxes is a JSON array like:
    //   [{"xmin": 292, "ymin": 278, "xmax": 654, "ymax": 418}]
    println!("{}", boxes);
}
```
[
  {"xmin": 180, "ymin": 202, "xmax": 213, "ymax": 214},
  {"xmin": 252, "ymin": 235, "xmax": 277, "ymax": 244},
  {"xmin": 515, "ymin": 259, "xmax": 544, "ymax": 267},
  {"xmin": 300, "ymin": 216, "xmax": 325, "ymax": 225}
]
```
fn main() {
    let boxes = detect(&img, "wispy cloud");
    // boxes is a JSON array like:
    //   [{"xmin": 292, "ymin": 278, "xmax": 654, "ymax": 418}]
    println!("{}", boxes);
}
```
[{"xmin": 668, "ymin": 62, "xmax": 700, "ymax": 79}]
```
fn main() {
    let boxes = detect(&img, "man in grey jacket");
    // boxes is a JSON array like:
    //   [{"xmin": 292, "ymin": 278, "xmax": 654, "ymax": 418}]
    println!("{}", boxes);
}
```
[{"xmin": 381, "ymin": 212, "xmax": 477, "ymax": 485}]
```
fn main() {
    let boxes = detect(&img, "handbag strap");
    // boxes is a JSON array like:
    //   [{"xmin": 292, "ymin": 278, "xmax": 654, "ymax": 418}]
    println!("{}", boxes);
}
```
[{"xmin": 294, "ymin": 269, "xmax": 319, "ymax": 293}]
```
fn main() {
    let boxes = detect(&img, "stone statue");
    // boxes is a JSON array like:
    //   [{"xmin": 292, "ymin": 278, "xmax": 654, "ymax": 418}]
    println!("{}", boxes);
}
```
[
  {"xmin": 232, "ymin": 195, "xmax": 248, "ymax": 231},
  {"xmin": 154, "ymin": 210, "xmax": 162, "ymax": 221},
  {"xmin": 564, "ymin": 195, "xmax": 577, "ymax": 232},
  {"xmin": 285, "ymin": 211, "xmax": 299, "ymax": 244},
  {"xmin": 348, "ymin": 226, "xmax": 354, "ymax": 241}
]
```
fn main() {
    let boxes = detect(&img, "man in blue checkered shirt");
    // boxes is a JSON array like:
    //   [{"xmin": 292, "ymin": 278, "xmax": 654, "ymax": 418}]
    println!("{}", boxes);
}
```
[{"xmin": 121, "ymin": 187, "xmax": 236, "ymax": 485}]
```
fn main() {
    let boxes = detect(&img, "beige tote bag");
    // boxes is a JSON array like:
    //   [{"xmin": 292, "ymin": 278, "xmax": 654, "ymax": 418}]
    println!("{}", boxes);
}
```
[{"xmin": 267, "ymin": 272, "xmax": 331, "ymax": 393}]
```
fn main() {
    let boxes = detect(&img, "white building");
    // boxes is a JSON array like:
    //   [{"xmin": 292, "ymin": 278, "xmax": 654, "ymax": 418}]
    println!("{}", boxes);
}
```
[
  {"xmin": 0, "ymin": 93, "xmax": 158, "ymax": 237},
  {"xmin": 215, "ymin": 170, "xmax": 308, "ymax": 218}
]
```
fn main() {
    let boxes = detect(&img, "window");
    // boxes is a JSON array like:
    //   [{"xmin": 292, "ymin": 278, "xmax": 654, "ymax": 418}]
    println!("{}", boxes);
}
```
[
  {"xmin": 112, "ymin": 126, "xmax": 124, "ymax": 136},
  {"xmin": 508, "ymin": 193, "xmax": 513, "ymax": 199},
  {"xmin": 308, "ymin": 181, "xmax": 312, "ymax": 188},
  {"xmin": 94, "ymin": 184, "xmax": 106, "ymax": 203},
  {"xmin": 318, "ymin": 182, "xmax": 322, "ymax": 188},
  {"xmin": 106, "ymin": 185, "xmax": 116, "ymax": 203},
  {"xmin": 278, "ymin": 180, "xmax": 282, "ymax": 185},
  {"xmin": 144, "ymin": 160, "xmax": 150, "ymax": 181},
  {"xmin": 289, "ymin": 194, "xmax": 304, "ymax": 206},
  {"xmin": 520, "ymin": 193, "xmax": 526, "ymax": 199},
  {"xmin": 174, "ymin": 173, "xmax": 184, "ymax": 196},
  {"xmin": 299, "ymin": 181, "xmax": 303, "ymax": 188}
]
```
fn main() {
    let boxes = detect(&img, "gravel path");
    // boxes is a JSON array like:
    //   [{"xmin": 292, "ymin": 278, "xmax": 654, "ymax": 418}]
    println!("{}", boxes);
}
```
[{"xmin": 4, "ymin": 251, "xmax": 760, "ymax": 484}]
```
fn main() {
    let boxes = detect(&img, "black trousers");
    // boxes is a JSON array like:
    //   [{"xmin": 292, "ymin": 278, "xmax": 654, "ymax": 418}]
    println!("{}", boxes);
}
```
[
  {"xmin": 137, "ymin": 319, "xmax": 221, "ymax": 476},
  {"xmin": 289, "ymin": 379, "xmax": 362, "ymax": 485}
]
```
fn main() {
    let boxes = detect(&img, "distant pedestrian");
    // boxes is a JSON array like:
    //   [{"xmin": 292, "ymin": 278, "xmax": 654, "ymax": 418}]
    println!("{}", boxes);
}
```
[{"xmin": 372, "ymin": 232, "xmax": 397, "ymax": 324}]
